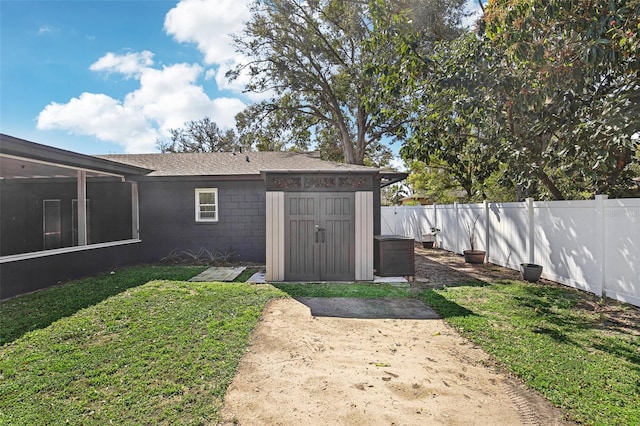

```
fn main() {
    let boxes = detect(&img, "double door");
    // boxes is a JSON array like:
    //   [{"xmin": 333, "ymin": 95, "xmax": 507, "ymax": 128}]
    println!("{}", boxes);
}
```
[{"xmin": 284, "ymin": 192, "xmax": 355, "ymax": 281}]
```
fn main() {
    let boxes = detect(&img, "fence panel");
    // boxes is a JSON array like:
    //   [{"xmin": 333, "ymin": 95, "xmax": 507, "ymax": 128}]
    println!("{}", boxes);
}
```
[
  {"xmin": 437, "ymin": 204, "xmax": 459, "ymax": 253},
  {"xmin": 381, "ymin": 196, "xmax": 640, "ymax": 307},
  {"xmin": 487, "ymin": 203, "xmax": 528, "ymax": 270},
  {"xmin": 603, "ymin": 198, "xmax": 640, "ymax": 306},
  {"xmin": 534, "ymin": 200, "xmax": 601, "ymax": 295}
]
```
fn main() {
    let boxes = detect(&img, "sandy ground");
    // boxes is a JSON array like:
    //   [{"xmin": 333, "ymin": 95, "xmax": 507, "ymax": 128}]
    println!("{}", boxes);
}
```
[{"xmin": 219, "ymin": 298, "xmax": 572, "ymax": 426}]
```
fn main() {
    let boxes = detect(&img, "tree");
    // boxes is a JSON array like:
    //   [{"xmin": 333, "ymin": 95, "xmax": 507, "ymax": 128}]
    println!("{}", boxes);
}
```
[
  {"xmin": 483, "ymin": 0, "xmax": 640, "ymax": 198},
  {"xmin": 157, "ymin": 117, "xmax": 247, "ymax": 153},
  {"xmin": 381, "ymin": 184, "xmax": 408, "ymax": 205},
  {"xmin": 229, "ymin": 0, "xmax": 464, "ymax": 164},
  {"xmin": 373, "ymin": 0, "xmax": 639, "ymax": 200}
]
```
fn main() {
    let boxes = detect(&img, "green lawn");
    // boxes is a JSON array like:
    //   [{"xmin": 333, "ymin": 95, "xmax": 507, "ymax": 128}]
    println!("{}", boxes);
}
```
[
  {"xmin": 0, "ymin": 267, "xmax": 286, "ymax": 425},
  {"xmin": 2, "ymin": 269, "xmax": 639, "ymax": 425}
]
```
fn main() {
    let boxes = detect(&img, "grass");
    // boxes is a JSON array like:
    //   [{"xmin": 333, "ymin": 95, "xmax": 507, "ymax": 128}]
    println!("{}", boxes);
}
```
[
  {"xmin": 0, "ymin": 265, "xmax": 208, "ymax": 346},
  {"xmin": 0, "ymin": 267, "xmax": 286, "ymax": 425},
  {"xmin": 274, "ymin": 282, "xmax": 412, "ymax": 298},
  {"xmin": 2, "ymin": 266, "xmax": 639, "ymax": 425},
  {"xmin": 275, "ymin": 279, "xmax": 640, "ymax": 425}
]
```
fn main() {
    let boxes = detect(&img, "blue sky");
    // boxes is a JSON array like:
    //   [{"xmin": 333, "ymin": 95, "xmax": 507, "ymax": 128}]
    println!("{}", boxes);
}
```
[{"xmin": 1, "ymin": 0, "xmax": 482, "ymax": 156}]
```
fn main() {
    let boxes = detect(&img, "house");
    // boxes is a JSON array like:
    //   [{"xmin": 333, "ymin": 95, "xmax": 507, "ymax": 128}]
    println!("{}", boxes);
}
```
[{"xmin": 0, "ymin": 134, "xmax": 406, "ymax": 299}]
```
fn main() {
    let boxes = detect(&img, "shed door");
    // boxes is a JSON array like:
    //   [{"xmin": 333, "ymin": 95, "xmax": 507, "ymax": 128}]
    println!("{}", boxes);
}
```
[{"xmin": 285, "ymin": 193, "xmax": 355, "ymax": 281}]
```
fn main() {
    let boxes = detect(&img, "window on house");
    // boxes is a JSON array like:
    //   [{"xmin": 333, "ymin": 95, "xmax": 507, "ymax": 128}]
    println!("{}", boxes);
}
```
[{"xmin": 195, "ymin": 188, "xmax": 218, "ymax": 222}]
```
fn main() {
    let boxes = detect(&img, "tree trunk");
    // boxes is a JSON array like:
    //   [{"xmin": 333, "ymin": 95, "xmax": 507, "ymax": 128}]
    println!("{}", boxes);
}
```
[{"xmin": 538, "ymin": 170, "xmax": 565, "ymax": 200}]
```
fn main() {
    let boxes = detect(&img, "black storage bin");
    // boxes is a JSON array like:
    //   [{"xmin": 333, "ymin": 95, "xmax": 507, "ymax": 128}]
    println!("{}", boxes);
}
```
[{"xmin": 374, "ymin": 235, "xmax": 415, "ymax": 277}]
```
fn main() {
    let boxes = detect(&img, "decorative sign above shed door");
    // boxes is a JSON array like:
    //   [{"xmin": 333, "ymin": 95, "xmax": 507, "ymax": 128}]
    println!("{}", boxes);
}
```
[{"xmin": 284, "ymin": 192, "xmax": 355, "ymax": 281}]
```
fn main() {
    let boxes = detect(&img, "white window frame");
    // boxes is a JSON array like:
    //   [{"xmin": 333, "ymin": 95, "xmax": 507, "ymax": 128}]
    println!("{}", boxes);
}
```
[{"xmin": 195, "ymin": 188, "xmax": 218, "ymax": 222}]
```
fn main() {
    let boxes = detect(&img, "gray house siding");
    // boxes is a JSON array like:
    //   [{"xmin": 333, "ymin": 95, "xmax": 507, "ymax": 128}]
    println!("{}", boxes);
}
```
[{"xmin": 135, "ymin": 178, "xmax": 266, "ymax": 263}]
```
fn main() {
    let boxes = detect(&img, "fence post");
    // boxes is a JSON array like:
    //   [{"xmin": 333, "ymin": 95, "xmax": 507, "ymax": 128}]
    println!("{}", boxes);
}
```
[
  {"xmin": 484, "ymin": 200, "xmax": 490, "ymax": 263},
  {"xmin": 595, "ymin": 194, "xmax": 608, "ymax": 297},
  {"xmin": 433, "ymin": 203, "xmax": 439, "ymax": 247},
  {"xmin": 454, "ymin": 202, "xmax": 460, "ymax": 254},
  {"xmin": 526, "ymin": 198, "xmax": 535, "ymax": 264}
]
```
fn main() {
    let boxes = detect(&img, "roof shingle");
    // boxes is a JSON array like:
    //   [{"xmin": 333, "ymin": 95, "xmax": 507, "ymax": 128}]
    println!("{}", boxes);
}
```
[{"xmin": 98, "ymin": 151, "xmax": 378, "ymax": 177}]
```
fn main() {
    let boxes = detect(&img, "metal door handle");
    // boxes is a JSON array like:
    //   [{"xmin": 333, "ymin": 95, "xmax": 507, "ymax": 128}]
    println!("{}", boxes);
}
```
[{"xmin": 319, "ymin": 228, "xmax": 325, "ymax": 243}]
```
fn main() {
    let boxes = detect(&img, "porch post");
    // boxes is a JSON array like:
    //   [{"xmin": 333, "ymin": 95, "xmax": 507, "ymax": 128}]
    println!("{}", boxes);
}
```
[
  {"xmin": 76, "ymin": 170, "xmax": 87, "ymax": 246},
  {"xmin": 130, "ymin": 181, "xmax": 140, "ymax": 239}
]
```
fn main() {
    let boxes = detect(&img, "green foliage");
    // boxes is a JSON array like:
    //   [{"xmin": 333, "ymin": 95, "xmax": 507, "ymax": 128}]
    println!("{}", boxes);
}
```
[
  {"xmin": 229, "ymin": 0, "xmax": 405, "ymax": 164},
  {"xmin": 381, "ymin": 183, "xmax": 408, "ymax": 205},
  {"xmin": 156, "ymin": 117, "xmax": 246, "ymax": 153},
  {"xmin": 482, "ymin": 0, "xmax": 640, "ymax": 199},
  {"xmin": 373, "ymin": 0, "xmax": 639, "ymax": 200},
  {"xmin": 0, "ymin": 275, "xmax": 285, "ymax": 424},
  {"xmin": 229, "ymin": 0, "xmax": 467, "ymax": 164},
  {"xmin": 274, "ymin": 282, "xmax": 412, "ymax": 298}
]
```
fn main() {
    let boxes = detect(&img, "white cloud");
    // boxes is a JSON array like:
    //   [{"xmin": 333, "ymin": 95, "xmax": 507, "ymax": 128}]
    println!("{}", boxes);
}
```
[
  {"xmin": 164, "ymin": 0, "xmax": 251, "ymax": 65},
  {"xmin": 90, "ymin": 51, "xmax": 155, "ymax": 78},
  {"xmin": 37, "ymin": 93, "xmax": 159, "ymax": 153},
  {"xmin": 389, "ymin": 156, "xmax": 408, "ymax": 172},
  {"xmin": 37, "ymin": 55, "xmax": 247, "ymax": 153},
  {"xmin": 124, "ymin": 62, "xmax": 246, "ymax": 131},
  {"xmin": 37, "ymin": 25, "xmax": 56, "ymax": 35}
]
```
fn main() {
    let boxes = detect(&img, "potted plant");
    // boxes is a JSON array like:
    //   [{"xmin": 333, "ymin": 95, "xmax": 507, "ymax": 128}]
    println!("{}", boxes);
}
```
[
  {"xmin": 463, "ymin": 216, "xmax": 485, "ymax": 264},
  {"xmin": 520, "ymin": 263, "xmax": 543, "ymax": 282},
  {"xmin": 421, "ymin": 227, "xmax": 440, "ymax": 248}
]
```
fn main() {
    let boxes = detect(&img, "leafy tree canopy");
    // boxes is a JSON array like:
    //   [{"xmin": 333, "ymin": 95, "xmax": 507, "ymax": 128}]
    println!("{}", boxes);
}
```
[
  {"xmin": 228, "ymin": 0, "xmax": 466, "ymax": 165},
  {"xmin": 156, "ymin": 117, "xmax": 246, "ymax": 153},
  {"xmin": 371, "ymin": 0, "xmax": 639, "ymax": 200}
]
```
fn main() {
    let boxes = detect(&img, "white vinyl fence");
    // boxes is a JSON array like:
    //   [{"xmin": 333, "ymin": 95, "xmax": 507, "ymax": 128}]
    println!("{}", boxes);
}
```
[{"xmin": 381, "ymin": 195, "xmax": 640, "ymax": 307}]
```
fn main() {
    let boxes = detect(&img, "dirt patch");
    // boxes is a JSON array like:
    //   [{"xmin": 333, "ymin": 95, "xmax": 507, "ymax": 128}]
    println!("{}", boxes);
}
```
[{"xmin": 220, "ymin": 298, "xmax": 571, "ymax": 425}]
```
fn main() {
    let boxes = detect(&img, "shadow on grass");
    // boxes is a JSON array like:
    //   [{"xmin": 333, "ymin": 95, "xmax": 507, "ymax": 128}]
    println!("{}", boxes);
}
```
[
  {"xmin": 419, "ymin": 287, "xmax": 478, "ymax": 319},
  {"xmin": 0, "ymin": 265, "xmax": 205, "ymax": 346},
  {"xmin": 502, "ymin": 283, "xmax": 640, "ymax": 370}
]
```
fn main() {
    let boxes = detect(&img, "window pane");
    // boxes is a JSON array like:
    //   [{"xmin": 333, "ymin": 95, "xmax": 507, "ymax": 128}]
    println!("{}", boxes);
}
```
[
  {"xmin": 199, "ymin": 192, "xmax": 216, "ymax": 204},
  {"xmin": 200, "ymin": 206, "xmax": 216, "ymax": 212},
  {"xmin": 200, "ymin": 211, "xmax": 216, "ymax": 219}
]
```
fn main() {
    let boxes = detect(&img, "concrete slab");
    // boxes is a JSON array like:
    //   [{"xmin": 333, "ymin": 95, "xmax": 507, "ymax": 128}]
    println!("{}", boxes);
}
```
[
  {"xmin": 246, "ymin": 271, "xmax": 409, "ymax": 285},
  {"xmin": 189, "ymin": 266, "xmax": 246, "ymax": 282},
  {"xmin": 295, "ymin": 297, "xmax": 440, "ymax": 320}
]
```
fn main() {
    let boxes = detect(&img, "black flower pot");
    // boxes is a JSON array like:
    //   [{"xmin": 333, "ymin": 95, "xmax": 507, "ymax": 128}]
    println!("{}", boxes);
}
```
[{"xmin": 521, "ymin": 263, "xmax": 543, "ymax": 283}]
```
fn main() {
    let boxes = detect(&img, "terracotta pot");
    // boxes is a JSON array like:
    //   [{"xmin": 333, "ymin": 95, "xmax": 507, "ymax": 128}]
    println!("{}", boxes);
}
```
[
  {"xmin": 463, "ymin": 250, "xmax": 485, "ymax": 264},
  {"xmin": 521, "ymin": 263, "xmax": 543, "ymax": 283}
]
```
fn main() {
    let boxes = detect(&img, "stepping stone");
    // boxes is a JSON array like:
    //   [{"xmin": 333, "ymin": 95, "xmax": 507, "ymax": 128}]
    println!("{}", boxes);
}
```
[{"xmin": 189, "ymin": 266, "xmax": 246, "ymax": 282}]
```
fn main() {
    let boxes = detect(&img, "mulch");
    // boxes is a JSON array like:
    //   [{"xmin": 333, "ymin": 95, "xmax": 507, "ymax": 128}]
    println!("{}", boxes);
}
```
[
  {"xmin": 412, "ymin": 243, "xmax": 640, "ymax": 336},
  {"xmin": 412, "ymin": 243, "xmax": 522, "ymax": 288}
]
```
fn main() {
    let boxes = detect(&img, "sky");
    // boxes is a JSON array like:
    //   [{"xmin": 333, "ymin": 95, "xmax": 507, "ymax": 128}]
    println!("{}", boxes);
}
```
[{"xmin": 1, "ymin": 0, "xmax": 482, "ymax": 157}]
